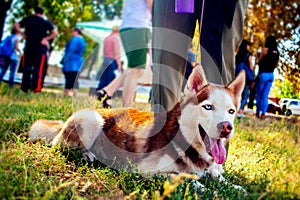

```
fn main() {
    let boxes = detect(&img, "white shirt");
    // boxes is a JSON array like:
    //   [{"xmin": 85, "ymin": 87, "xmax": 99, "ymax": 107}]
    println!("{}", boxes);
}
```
[{"xmin": 120, "ymin": 0, "xmax": 151, "ymax": 29}]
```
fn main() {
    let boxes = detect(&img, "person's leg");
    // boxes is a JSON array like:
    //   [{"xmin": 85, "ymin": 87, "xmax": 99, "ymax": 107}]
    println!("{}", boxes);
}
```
[
  {"xmin": 41, "ymin": 52, "xmax": 49, "ymax": 89},
  {"xmin": 261, "ymin": 73, "xmax": 274, "ymax": 115},
  {"xmin": 0, "ymin": 57, "xmax": 10, "ymax": 83},
  {"xmin": 97, "ymin": 71, "xmax": 126, "ymax": 108},
  {"xmin": 64, "ymin": 71, "xmax": 79, "ymax": 97},
  {"xmin": 73, "ymin": 89, "xmax": 78, "ymax": 97},
  {"xmin": 152, "ymin": 0, "xmax": 197, "ymax": 112},
  {"xmin": 97, "ymin": 59, "xmax": 117, "ymax": 90},
  {"xmin": 64, "ymin": 72, "xmax": 70, "ymax": 97},
  {"xmin": 8, "ymin": 59, "xmax": 18, "ymax": 87},
  {"xmin": 72, "ymin": 71, "xmax": 80, "ymax": 97},
  {"xmin": 32, "ymin": 50, "xmax": 47, "ymax": 93},
  {"xmin": 122, "ymin": 68, "xmax": 144, "ymax": 107},
  {"xmin": 248, "ymin": 81, "xmax": 257, "ymax": 109},
  {"xmin": 119, "ymin": 28, "xmax": 150, "ymax": 107},
  {"xmin": 239, "ymin": 84, "xmax": 249, "ymax": 111},
  {"xmin": 64, "ymin": 88, "xmax": 70, "ymax": 97},
  {"xmin": 255, "ymin": 74, "xmax": 267, "ymax": 116},
  {"xmin": 104, "ymin": 70, "xmax": 127, "ymax": 96},
  {"xmin": 221, "ymin": 0, "xmax": 249, "ymax": 84},
  {"xmin": 21, "ymin": 50, "xmax": 33, "ymax": 93}
]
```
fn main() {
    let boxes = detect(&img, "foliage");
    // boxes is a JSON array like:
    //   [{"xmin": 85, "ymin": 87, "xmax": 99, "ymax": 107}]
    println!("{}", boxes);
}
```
[
  {"xmin": 3, "ymin": 0, "xmax": 122, "ymax": 50},
  {"xmin": 93, "ymin": 0, "xmax": 123, "ymax": 20},
  {"xmin": 0, "ymin": 84, "xmax": 299, "ymax": 199},
  {"xmin": 7, "ymin": 0, "xmax": 98, "ymax": 49},
  {"xmin": 245, "ymin": 0, "xmax": 299, "ymax": 47},
  {"xmin": 0, "ymin": 0, "xmax": 13, "ymax": 41},
  {"xmin": 273, "ymin": 78, "xmax": 299, "ymax": 99},
  {"xmin": 276, "ymin": 38, "xmax": 300, "ymax": 99}
]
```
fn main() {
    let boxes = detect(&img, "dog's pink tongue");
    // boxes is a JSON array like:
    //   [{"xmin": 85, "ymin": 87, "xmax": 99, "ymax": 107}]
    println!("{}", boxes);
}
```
[{"xmin": 209, "ymin": 138, "xmax": 226, "ymax": 164}]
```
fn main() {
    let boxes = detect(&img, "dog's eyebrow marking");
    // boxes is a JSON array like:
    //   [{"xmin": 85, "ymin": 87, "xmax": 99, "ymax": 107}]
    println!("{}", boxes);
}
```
[{"xmin": 196, "ymin": 85, "xmax": 210, "ymax": 103}]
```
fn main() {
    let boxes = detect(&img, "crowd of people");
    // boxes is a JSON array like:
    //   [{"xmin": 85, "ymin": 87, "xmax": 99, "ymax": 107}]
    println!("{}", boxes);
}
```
[
  {"xmin": 234, "ymin": 36, "xmax": 279, "ymax": 119},
  {"xmin": 0, "ymin": 2, "xmax": 280, "ymax": 120}
]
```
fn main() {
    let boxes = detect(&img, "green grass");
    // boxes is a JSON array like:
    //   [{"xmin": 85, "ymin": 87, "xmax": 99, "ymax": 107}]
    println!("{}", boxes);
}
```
[{"xmin": 0, "ymin": 84, "xmax": 299, "ymax": 199}]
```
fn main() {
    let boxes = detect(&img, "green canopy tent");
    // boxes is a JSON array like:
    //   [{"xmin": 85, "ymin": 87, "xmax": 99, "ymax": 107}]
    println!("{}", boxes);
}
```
[{"xmin": 76, "ymin": 20, "xmax": 122, "ymax": 80}]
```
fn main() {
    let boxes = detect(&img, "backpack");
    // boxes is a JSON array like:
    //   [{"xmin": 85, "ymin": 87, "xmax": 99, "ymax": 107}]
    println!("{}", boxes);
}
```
[
  {"xmin": 235, "ymin": 53, "xmax": 254, "ymax": 84},
  {"xmin": 0, "ymin": 35, "xmax": 15, "ymax": 57}
]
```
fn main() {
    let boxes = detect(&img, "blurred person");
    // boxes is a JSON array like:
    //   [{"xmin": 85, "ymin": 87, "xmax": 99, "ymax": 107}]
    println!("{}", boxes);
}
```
[
  {"xmin": 61, "ymin": 28, "xmax": 86, "ymax": 97},
  {"xmin": 151, "ymin": 0, "xmax": 249, "ymax": 113},
  {"xmin": 235, "ymin": 39, "xmax": 254, "ymax": 117},
  {"xmin": 247, "ymin": 76, "xmax": 258, "ymax": 110},
  {"xmin": 0, "ymin": 27, "xmax": 21, "ymax": 87},
  {"xmin": 97, "ymin": 0, "xmax": 152, "ymax": 108},
  {"xmin": 14, "ymin": 5, "xmax": 58, "ymax": 93},
  {"xmin": 96, "ymin": 25, "xmax": 122, "ymax": 90},
  {"xmin": 256, "ymin": 35, "xmax": 279, "ymax": 119},
  {"xmin": 182, "ymin": 42, "xmax": 196, "ymax": 90}
]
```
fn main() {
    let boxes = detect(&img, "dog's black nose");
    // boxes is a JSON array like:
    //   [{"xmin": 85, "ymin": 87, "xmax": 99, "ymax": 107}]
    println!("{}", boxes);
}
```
[{"xmin": 217, "ymin": 121, "xmax": 233, "ymax": 137}]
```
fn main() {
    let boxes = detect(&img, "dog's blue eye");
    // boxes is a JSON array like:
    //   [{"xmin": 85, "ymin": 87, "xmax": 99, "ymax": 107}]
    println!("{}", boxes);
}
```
[
  {"xmin": 229, "ymin": 109, "xmax": 235, "ymax": 114},
  {"xmin": 203, "ymin": 105, "xmax": 214, "ymax": 110}
]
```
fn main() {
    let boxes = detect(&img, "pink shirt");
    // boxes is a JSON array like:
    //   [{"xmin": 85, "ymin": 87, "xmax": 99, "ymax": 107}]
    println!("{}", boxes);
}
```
[{"xmin": 103, "ymin": 32, "xmax": 120, "ymax": 59}]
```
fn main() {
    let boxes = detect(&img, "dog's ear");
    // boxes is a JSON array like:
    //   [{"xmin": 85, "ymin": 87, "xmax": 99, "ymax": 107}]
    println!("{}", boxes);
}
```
[
  {"xmin": 226, "ymin": 70, "xmax": 245, "ymax": 98},
  {"xmin": 186, "ymin": 64, "xmax": 208, "ymax": 92}
]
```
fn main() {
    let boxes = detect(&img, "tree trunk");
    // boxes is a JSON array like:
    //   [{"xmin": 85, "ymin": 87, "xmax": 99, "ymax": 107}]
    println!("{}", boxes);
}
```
[{"xmin": 0, "ymin": 0, "xmax": 13, "ymax": 42}]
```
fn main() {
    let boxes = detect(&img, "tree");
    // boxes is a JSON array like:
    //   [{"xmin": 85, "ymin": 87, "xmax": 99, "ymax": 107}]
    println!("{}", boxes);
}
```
[
  {"xmin": 0, "ymin": 0, "xmax": 13, "ymax": 41},
  {"xmin": 244, "ymin": 1, "xmax": 299, "ymax": 46},
  {"xmin": 93, "ymin": 0, "xmax": 123, "ymax": 20},
  {"xmin": 8, "ymin": 0, "xmax": 99, "ymax": 48},
  {"xmin": 4, "ymin": 0, "xmax": 123, "ymax": 49},
  {"xmin": 1, "ymin": 0, "xmax": 124, "ymax": 78}
]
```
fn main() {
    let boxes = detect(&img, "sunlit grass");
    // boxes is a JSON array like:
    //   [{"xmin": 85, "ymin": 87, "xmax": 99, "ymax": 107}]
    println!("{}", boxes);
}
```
[
  {"xmin": 226, "ymin": 117, "xmax": 300, "ymax": 199},
  {"xmin": 0, "ymin": 84, "xmax": 299, "ymax": 199}
]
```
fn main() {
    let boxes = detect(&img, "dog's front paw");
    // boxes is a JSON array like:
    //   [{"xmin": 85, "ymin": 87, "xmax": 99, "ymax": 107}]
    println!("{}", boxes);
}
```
[{"xmin": 207, "ymin": 163, "xmax": 224, "ymax": 178}]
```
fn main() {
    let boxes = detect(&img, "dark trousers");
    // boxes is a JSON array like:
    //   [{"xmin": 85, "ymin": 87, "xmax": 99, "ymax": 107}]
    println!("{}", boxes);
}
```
[
  {"xmin": 97, "ymin": 58, "xmax": 118, "ymax": 90},
  {"xmin": 151, "ymin": 0, "xmax": 248, "ymax": 112},
  {"xmin": 0, "ymin": 57, "xmax": 18, "ymax": 87},
  {"xmin": 21, "ymin": 47, "xmax": 48, "ymax": 93},
  {"xmin": 151, "ymin": 0, "xmax": 223, "ymax": 112}
]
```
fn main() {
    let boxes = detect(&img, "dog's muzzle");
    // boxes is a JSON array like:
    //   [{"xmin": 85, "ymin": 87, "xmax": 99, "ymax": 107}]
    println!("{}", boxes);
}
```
[
  {"xmin": 217, "ymin": 121, "xmax": 233, "ymax": 138},
  {"xmin": 199, "ymin": 121, "xmax": 231, "ymax": 165}
]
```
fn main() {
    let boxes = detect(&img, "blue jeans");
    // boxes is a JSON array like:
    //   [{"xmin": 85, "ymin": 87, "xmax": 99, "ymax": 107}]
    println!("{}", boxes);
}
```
[
  {"xmin": 256, "ymin": 72, "xmax": 274, "ymax": 115},
  {"xmin": 240, "ymin": 84, "xmax": 249, "ymax": 110},
  {"xmin": 0, "ymin": 57, "xmax": 18, "ymax": 87},
  {"xmin": 97, "ymin": 58, "xmax": 118, "ymax": 90}
]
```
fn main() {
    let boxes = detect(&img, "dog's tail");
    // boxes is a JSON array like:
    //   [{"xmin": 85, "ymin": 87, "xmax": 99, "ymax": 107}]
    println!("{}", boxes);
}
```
[{"xmin": 28, "ymin": 120, "xmax": 64, "ymax": 143}]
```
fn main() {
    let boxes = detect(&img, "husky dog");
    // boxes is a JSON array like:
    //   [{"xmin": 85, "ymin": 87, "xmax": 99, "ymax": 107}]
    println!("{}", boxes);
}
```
[{"xmin": 29, "ymin": 65, "xmax": 245, "ymax": 178}]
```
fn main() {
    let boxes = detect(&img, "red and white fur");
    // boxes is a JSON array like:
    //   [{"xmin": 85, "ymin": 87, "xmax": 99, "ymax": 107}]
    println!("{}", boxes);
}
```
[{"xmin": 29, "ymin": 65, "xmax": 245, "ymax": 178}]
